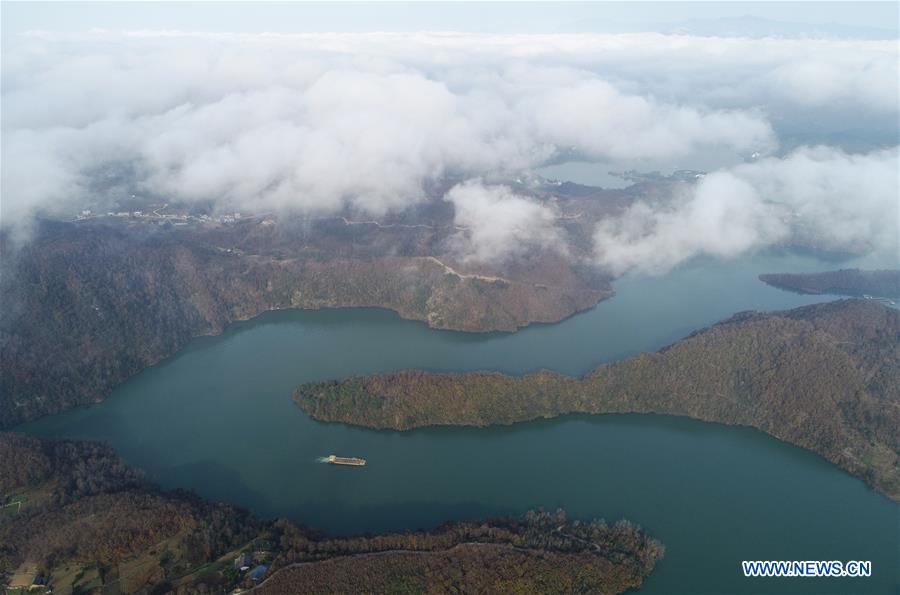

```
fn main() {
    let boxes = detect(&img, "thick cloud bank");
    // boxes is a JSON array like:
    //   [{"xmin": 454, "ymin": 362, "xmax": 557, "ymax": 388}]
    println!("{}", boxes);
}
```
[
  {"xmin": 1, "ymin": 30, "xmax": 897, "ymax": 266},
  {"xmin": 593, "ymin": 147, "xmax": 899, "ymax": 275},
  {"xmin": 1, "ymin": 32, "xmax": 785, "ymax": 225}
]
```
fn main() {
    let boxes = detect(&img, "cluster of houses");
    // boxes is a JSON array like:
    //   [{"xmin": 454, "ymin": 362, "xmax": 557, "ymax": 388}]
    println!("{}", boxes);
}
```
[
  {"xmin": 107, "ymin": 210, "xmax": 244, "ymax": 224},
  {"xmin": 2, "ymin": 569, "xmax": 51, "ymax": 593},
  {"xmin": 74, "ymin": 206, "xmax": 247, "ymax": 226},
  {"xmin": 233, "ymin": 551, "xmax": 268, "ymax": 585},
  {"xmin": 71, "ymin": 200, "xmax": 284, "ymax": 231},
  {"xmin": 29, "ymin": 572, "xmax": 48, "ymax": 592}
]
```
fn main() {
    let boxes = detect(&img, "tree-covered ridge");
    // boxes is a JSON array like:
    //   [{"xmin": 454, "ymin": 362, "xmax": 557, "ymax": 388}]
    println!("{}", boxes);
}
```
[
  {"xmin": 0, "ymin": 433, "xmax": 663, "ymax": 594},
  {"xmin": 295, "ymin": 299, "xmax": 900, "ymax": 500},
  {"xmin": 264, "ymin": 510, "xmax": 663, "ymax": 595},
  {"xmin": 760, "ymin": 268, "xmax": 899, "ymax": 298}
]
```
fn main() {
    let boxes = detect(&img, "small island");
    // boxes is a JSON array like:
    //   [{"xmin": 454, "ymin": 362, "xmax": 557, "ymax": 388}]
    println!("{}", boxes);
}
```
[
  {"xmin": 0, "ymin": 433, "xmax": 663, "ymax": 594},
  {"xmin": 759, "ymin": 268, "xmax": 899, "ymax": 298},
  {"xmin": 295, "ymin": 299, "xmax": 900, "ymax": 500}
]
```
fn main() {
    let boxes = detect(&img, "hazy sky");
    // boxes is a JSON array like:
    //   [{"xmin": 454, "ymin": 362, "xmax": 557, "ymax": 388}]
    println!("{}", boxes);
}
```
[{"xmin": 3, "ymin": 2, "xmax": 898, "ymax": 37}]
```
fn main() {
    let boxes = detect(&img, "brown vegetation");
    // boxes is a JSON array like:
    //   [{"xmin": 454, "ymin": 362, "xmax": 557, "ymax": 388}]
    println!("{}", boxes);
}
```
[
  {"xmin": 259, "ymin": 508, "xmax": 662, "ymax": 595},
  {"xmin": 0, "ymin": 433, "xmax": 260, "ymax": 592},
  {"xmin": 257, "ymin": 542, "xmax": 650, "ymax": 595}
]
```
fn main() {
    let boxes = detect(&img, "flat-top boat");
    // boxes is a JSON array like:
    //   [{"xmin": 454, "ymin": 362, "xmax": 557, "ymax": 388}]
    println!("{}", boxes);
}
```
[{"xmin": 326, "ymin": 455, "xmax": 366, "ymax": 466}]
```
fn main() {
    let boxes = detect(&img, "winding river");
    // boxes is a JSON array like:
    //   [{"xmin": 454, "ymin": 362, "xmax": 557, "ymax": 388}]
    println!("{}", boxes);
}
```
[{"xmin": 20, "ymin": 250, "xmax": 899, "ymax": 594}]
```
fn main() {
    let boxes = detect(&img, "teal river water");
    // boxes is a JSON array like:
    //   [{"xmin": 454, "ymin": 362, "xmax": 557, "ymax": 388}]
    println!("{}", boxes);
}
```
[{"xmin": 20, "ymin": 250, "xmax": 899, "ymax": 594}]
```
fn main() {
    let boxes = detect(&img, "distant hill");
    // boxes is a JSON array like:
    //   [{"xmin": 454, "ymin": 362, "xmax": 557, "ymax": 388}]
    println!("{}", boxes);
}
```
[
  {"xmin": 296, "ymin": 300, "xmax": 900, "ymax": 500},
  {"xmin": 559, "ymin": 15, "xmax": 899, "ymax": 39},
  {"xmin": 660, "ymin": 16, "xmax": 898, "ymax": 40}
]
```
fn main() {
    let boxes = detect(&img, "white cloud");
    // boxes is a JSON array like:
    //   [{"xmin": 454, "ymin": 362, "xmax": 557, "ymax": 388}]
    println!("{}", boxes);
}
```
[
  {"xmin": 445, "ymin": 181, "xmax": 562, "ymax": 263},
  {"xmin": 593, "ymin": 147, "xmax": 899, "ymax": 274},
  {"xmin": 1, "ymin": 29, "xmax": 896, "ymax": 267},
  {"xmin": 0, "ymin": 30, "xmax": 780, "ymax": 230},
  {"xmin": 524, "ymin": 79, "xmax": 773, "ymax": 162},
  {"xmin": 767, "ymin": 53, "xmax": 898, "ymax": 112}
]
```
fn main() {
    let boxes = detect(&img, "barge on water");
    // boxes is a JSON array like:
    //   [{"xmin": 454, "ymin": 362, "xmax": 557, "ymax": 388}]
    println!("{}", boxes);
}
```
[{"xmin": 326, "ymin": 455, "xmax": 366, "ymax": 466}]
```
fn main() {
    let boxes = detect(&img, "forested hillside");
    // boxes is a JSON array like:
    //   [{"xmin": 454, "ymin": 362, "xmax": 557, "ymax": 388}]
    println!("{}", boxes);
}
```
[{"xmin": 0, "ymin": 213, "xmax": 611, "ymax": 429}]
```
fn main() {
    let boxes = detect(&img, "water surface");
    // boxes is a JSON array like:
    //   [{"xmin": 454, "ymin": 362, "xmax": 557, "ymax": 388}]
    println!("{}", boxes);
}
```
[
  {"xmin": 534, "ymin": 148, "xmax": 747, "ymax": 188},
  {"xmin": 21, "ymin": 251, "xmax": 899, "ymax": 594}
]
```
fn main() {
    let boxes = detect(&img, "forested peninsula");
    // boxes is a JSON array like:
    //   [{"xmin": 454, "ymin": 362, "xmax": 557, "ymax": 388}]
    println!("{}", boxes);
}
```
[
  {"xmin": 760, "ymin": 268, "xmax": 899, "ymax": 298},
  {"xmin": 295, "ymin": 299, "xmax": 900, "ymax": 500},
  {"xmin": 0, "ymin": 433, "xmax": 663, "ymax": 594}
]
